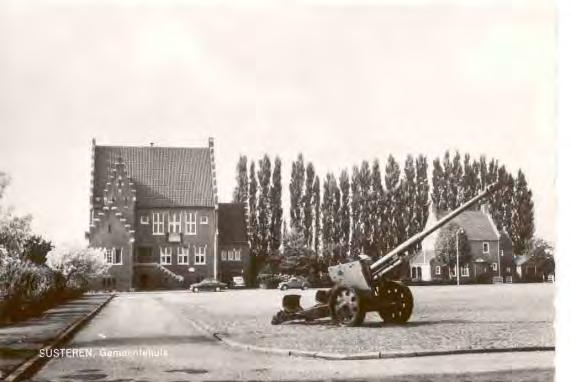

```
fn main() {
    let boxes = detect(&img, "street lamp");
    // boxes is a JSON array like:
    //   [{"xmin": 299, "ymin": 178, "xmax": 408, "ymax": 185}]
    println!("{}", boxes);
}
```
[{"xmin": 455, "ymin": 228, "xmax": 464, "ymax": 286}]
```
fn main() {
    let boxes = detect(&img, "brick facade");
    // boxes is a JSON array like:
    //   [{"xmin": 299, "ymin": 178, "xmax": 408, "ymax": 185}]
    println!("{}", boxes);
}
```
[{"xmin": 87, "ymin": 139, "xmax": 235, "ymax": 291}]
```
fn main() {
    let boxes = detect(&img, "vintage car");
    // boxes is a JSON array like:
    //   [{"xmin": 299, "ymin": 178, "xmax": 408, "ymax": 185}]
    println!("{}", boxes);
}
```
[
  {"xmin": 278, "ymin": 276, "xmax": 310, "ymax": 291},
  {"xmin": 190, "ymin": 278, "xmax": 227, "ymax": 292}
]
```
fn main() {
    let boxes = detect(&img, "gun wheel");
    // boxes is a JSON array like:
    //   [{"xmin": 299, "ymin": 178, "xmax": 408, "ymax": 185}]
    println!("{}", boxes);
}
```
[
  {"xmin": 329, "ymin": 286, "xmax": 365, "ymax": 327},
  {"xmin": 377, "ymin": 281, "xmax": 413, "ymax": 324}
]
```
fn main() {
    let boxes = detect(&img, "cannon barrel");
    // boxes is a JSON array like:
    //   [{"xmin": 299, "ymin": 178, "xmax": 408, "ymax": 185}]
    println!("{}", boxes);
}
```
[{"xmin": 369, "ymin": 182, "xmax": 500, "ymax": 276}]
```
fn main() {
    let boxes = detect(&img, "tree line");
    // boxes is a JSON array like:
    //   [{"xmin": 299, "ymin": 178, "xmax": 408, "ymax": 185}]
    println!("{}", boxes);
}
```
[{"xmin": 232, "ymin": 150, "xmax": 535, "ymax": 276}]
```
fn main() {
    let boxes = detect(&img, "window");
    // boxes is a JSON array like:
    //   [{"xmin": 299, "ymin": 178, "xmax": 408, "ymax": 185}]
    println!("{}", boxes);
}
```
[
  {"xmin": 235, "ymin": 249, "xmax": 241, "ymax": 261},
  {"xmin": 450, "ymin": 267, "xmax": 456, "ymax": 277},
  {"xmin": 500, "ymin": 249, "xmax": 504, "ymax": 257},
  {"xmin": 492, "ymin": 262, "xmax": 498, "ymax": 271},
  {"xmin": 160, "ymin": 247, "xmax": 172, "ymax": 265},
  {"xmin": 140, "ymin": 215, "xmax": 149, "ymax": 225},
  {"xmin": 168, "ymin": 212, "xmax": 182, "ymax": 233},
  {"xmin": 221, "ymin": 250, "xmax": 227, "ymax": 261},
  {"xmin": 411, "ymin": 267, "xmax": 417, "ymax": 279},
  {"xmin": 506, "ymin": 267, "xmax": 511, "ymax": 273},
  {"xmin": 461, "ymin": 266, "xmax": 470, "ymax": 277},
  {"xmin": 228, "ymin": 249, "xmax": 234, "ymax": 261},
  {"xmin": 435, "ymin": 266, "xmax": 441, "ymax": 275},
  {"xmin": 195, "ymin": 245, "xmax": 206, "ymax": 265},
  {"xmin": 113, "ymin": 248, "xmax": 122, "ymax": 264},
  {"xmin": 184, "ymin": 212, "xmax": 197, "ymax": 235},
  {"xmin": 200, "ymin": 215, "xmax": 208, "ymax": 225},
  {"xmin": 152, "ymin": 212, "xmax": 165, "ymax": 235},
  {"xmin": 483, "ymin": 242, "xmax": 490, "ymax": 254},
  {"xmin": 105, "ymin": 248, "xmax": 113, "ymax": 264},
  {"xmin": 177, "ymin": 247, "xmax": 189, "ymax": 265},
  {"xmin": 105, "ymin": 248, "xmax": 122, "ymax": 265}
]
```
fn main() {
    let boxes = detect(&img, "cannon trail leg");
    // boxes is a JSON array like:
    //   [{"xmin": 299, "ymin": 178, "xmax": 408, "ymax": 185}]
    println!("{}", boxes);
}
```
[{"xmin": 376, "ymin": 281, "xmax": 414, "ymax": 324}]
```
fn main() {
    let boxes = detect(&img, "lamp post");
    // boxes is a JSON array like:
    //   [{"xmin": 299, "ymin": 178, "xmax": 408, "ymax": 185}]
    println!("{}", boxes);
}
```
[{"xmin": 455, "ymin": 228, "xmax": 464, "ymax": 286}]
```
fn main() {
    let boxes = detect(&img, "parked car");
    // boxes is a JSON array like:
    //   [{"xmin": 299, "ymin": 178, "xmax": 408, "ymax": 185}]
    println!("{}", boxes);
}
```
[
  {"xmin": 190, "ymin": 278, "xmax": 227, "ymax": 292},
  {"xmin": 230, "ymin": 276, "xmax": 246, "ymax": 288},
  {"xmin": 278, "ymin": 276, "xmax": 309, "ymax": 291}
]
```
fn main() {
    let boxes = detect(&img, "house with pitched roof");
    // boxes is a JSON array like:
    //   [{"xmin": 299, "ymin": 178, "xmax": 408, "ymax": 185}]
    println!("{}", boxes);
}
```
[
  {"xmin": 409, "ymin": 205, "xmax": 514, "ymax": 284},
  {"xmin": 218, "ymin": 203, "xmax": 251, "ymax": 286},
  {"xmin": 86, "ymin": 138, "xmax": 221, "ymax": 291}
]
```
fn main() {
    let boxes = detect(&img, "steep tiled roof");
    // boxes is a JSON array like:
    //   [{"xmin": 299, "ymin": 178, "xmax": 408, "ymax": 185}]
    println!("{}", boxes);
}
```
[
  {"xmin": 436, "ymin": 210, "xmax": 499, "ymax": 241},
  {"xmin": 218, "ymin": 203, "xmax": 248, "ymax": 244},
  {"xmin": 93, "ymin": 145, "xmax": 214, "ymax": 208}
]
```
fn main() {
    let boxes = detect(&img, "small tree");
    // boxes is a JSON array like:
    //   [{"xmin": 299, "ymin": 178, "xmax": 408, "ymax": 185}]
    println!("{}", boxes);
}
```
[
  {"xmin": 46, "ymin": 245, "xmax": 109, "ymax": 291},
  {"xmin": 435, "ymin": 222, "xmax": 471, "ymax": 274},
  {"xmin": 280, "ymin": 228, "xmax": 316, "ymax": 276}
]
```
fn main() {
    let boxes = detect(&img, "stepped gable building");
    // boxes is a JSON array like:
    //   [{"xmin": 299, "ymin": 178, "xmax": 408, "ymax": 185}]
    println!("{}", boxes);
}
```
[
  {"xmin": 409, "ymin": 205, "xmax": 514, "ymax": 284},
  {"xmin": 87, "ymin": 138, "xmax": 220, "ymax": 291},
  {"xmin": 217, "ymin": 203, "xmax": 251, "ymax": 286}
]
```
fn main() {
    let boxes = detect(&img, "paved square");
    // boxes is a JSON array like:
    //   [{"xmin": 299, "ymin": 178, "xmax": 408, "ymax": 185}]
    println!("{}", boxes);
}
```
[{"xmin": 171, "ymin": 283, "xmax": 554, "ymax": 355}]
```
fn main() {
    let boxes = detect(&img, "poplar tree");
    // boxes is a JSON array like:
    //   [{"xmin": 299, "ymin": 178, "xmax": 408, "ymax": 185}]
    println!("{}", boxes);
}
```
[
  {"xmin": 313, "ymin": 175, "xmax": 321, "ymax": 254},
  {"xmin": 402, "ymin": 155, "xmax": 416, "ymax": 237},
  {"xmin": 256, "ymin": 155, "xmax": 272, "ymax": 257},
  {"xmin": 512, "ymin": 170, "xmax": 535, "ymax": 255},
  {"xmin": 431, "ymin": 158, "xmax": 446, "ymax": 210},
  {"xmin": 370, "ymin": 160, "xmax": 386, "ymax": 257},
  {"xmin": 303, "ymin": 162, "xmax": 316, "ymax": 247},
  {"xmin": 448, "ymin": 151, "xmax": 463, "ymax": 209},
  {"xmin": 321, "ymin": 174, "xmax": 333, "ymax": 256},
  {"xmin": 248, "ymin": 162, "xmax": 259, "ymax": 274},
  {"xmin": 289, "ymin": 154, "xmax": 305, "ymax": 231},
  {"xmin": 339, "ymin": 169, "xmax": 351, "ymax": 258},
  {"xmin": 359, "ymin": 161, "xmax": 373, "ymax": 254},
  {"xmin": 232, "ymin": 155, "xmax": 249, "ymax": 205},
  {"xmin": 461, "ymin": 153, "xmax": 479, "ymax": 204},
  {"xmin": 414, "ymin": 155, "xmax": 430, "ymax": 234},
  {"xmin": 385, "ymin": 155, "xmax": 403, "ymax": 248},
  {"xmin": 350, "ymin": 165, "xmax": 362, "ymax": 257},
  {"xmin": 269, "ymin": 157, "xmax": 283, "ymax": 253}
]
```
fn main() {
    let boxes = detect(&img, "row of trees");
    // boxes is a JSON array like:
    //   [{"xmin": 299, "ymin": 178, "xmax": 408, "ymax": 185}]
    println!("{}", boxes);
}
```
[
  {"xmin": 0, "ymin": 172, "xmax": 108, "ymax": 324},
  {"xmin": 233, "ymin": 151, "xmax": 536, "ymax": 278}
]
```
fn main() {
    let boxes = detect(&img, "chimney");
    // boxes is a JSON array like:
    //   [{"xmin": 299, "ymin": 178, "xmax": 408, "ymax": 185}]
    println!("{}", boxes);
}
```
[{"xmin": 150, "ymin": 142, "xmax": 154, "ymax": 147}]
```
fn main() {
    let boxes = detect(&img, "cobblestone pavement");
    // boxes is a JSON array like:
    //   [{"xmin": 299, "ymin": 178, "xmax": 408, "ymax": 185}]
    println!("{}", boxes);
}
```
[
  {"xmin": 170, "ymin": 284, "xmax": 554, "ymax": 355},
  {"xmin": 0, "ymin": 293, "xmax": 111, "ymax": 379}
]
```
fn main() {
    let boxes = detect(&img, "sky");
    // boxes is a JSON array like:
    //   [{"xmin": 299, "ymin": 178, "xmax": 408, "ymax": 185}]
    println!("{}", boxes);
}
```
[{"xmin": 0, "ymin": 0, "xmax": 556, "ymax": 246}]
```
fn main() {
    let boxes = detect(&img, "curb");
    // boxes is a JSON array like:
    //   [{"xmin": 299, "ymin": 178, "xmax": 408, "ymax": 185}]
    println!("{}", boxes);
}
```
[
  {"xmin": 3, "ymin": 293, "xmax": 116, "ymax": 382},
  {"xmin": 189, "ymin": 317, "xmax": 555, "ymax": 361}
]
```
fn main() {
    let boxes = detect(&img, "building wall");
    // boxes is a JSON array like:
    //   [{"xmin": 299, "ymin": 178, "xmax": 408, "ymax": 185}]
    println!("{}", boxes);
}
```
[
  {"xmin": 219, "ymin": 244, "xmax": 250, "ymax": 285},
  {"xmin": 133, "ymin": 207, "xmax": 216, "ymax": 289},
  {"xmin": 89, "ymin": 213, "xmax": 133, "ymax": 291}
]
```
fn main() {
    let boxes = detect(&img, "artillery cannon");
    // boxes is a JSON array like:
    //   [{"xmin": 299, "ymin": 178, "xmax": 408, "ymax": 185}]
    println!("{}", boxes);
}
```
[{"xmin": 272, "ymin": 182, "xmax": 500, "ymax": 326}]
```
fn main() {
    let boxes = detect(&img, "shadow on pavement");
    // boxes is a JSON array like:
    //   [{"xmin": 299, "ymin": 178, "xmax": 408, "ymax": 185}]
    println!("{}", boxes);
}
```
[{"xmin": 70, "ymin": 335, "xmax": 216, "ymax": 348}]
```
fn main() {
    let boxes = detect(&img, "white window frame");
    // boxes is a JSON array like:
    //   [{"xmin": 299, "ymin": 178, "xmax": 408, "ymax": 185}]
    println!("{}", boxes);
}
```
[
  {"xmin": 140, "ymin": 215, "xmax": 150, "ymax": 225},
  {"xmin": 228, "ymin": 249, "xmax": 234, "ymax": 261},
  {"xmin": 450, "ymin": 266, "xmax": 456, "ymax": 277},
  {"xmin": 177, "ymin": 247, "xmax": 189, "ymax": 265},
  {"xmin": 184, "ymin": 212, "xmax": 197, "ymax": 235},
  {"xmin": 492, "ymin": 262, "xmax": 498, "ymax": 271},
  {"xmin": 194, "ymin": 245, "xmax": 206, "ymax": 265},
  {"xmin": 500, "ymin": 249, "xmax": 504, "ymax": 257},
  {"xmin": 235, "ymin": 249, "xmax": 241, "ymax": 261},
  {"xmin": 113, "ymin": 248, "xmax": 122, "ymax": 265},
  {"xmin": 160, "ymin": 247, "xmax": 172, "ymax": 265},
  {"xmin": 105, "ymin": 248, "xmax": 113, "ymax": 264},
  {"xmin": 200, "ymin": 215, "xmax": 209, "ymax": 225},
  {"xmin": 435, "ymin": 265, "xmax": 441, "ymax": 275},
  {"xmin": 221, "ymin": 250, "xmax": 227, "ymax": 261},
  {"xmin": 506, "ymin": 266, "xmax": 511, "ymax": 273},
  {"xmin": 482, "ymin": 241, "xmax": 490, "ymax": 254},
  {"xmin": 461, "ymin": 265, "xmax": 470, "ymax": 277},
  {"xmin": 152, "ymin": 212, "xmax": 165, "ymax": 235},
  {"xmin": 168, "ymin": 212, "xmax": 182, "ymax": 233}
]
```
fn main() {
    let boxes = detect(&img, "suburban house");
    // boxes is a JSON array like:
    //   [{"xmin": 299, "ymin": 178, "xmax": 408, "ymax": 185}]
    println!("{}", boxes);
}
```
[
  {"xmin": 217, "ymin": 203, "xmax": 251, "ymax": 286},
  {"xmin": 409, "ymin": 205, "xmax": 514, "ymax": 284},
  {"xmin": 87, "ymin": 138, "xmax": 247, "ymax": 291}
]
